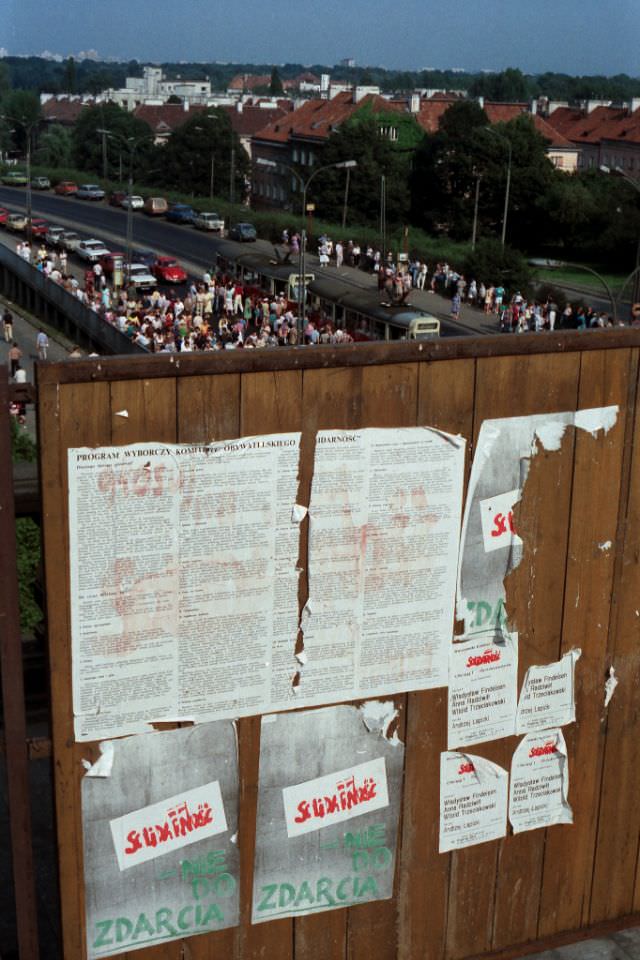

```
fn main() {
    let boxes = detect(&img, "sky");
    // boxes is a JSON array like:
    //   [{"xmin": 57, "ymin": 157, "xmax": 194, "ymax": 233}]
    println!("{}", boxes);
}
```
[{"xmin": 0, "ymin": 0, "xmax": 638, "ymax": 76}]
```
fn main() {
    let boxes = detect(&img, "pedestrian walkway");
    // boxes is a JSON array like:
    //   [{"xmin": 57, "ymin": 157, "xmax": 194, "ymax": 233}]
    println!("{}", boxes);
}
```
[{"xmin": 527, "ymin": 926, "xmax": 640, "ymax": 960}]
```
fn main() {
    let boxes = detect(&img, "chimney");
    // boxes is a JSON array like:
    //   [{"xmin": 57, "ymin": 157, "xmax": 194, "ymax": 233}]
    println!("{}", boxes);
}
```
[
  {"xmin": 183, "ymin": 100, "xmax": 188, "ymax": 112},
  {"xmin": 409, "ymin": 93, "xmax": 420, "ymax": 114},
  {"xmin": 477, "ymin": 95, "xmax": 484, "ymax": 109},
  {"xmin": 236, "ymin": 100, "xmax": 243, "ymax": 113},
  {"xmin": 530, "ymin": 98, "xmax": 537, "ymax": 115}
]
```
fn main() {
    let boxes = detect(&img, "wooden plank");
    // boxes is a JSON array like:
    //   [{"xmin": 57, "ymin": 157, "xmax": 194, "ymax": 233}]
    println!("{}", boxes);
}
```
[
  {"xmin": 538, "ymin": 348, "xmax": 632, "ymax": 938},
  {"xmin": 110, "ymin": 378, "xmax": 177, "ymax": 443},
  {"xmin": 347, "ymin": 361, "xmax": 419, "ymax": 960},
  {"xmin": 39, "ymin": 380, "xmax": 111, "ymax": 960},
  {"xmin": 446, "ymin": 351, "xmax": 581, "ymax": 960},
  {"xmin": 177, "ymin": 373, "xmax": 241, "ymax": 960},
  {"xmin": 177, "ymin": 373, "xmax": 241, "ymax": 443},
  {"xmin": 397, "ymin": 359, "xmax": 476, "ymax": 960},
  {"xmin": 590, "ymin": 351, "xmax": 640, "ymax": 922},
  {"xmin": 35, "ymin": 330, "xmax": 640, "ymax": 389},
  {"xmin": 234, "ymin": 368, "xmax": 303, "ymax": 960}
]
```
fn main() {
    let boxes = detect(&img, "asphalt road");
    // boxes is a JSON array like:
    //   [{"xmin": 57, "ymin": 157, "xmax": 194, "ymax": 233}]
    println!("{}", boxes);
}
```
[{"xmin": 0, "ymin": 185, "xmax": 497, "ymax": 338}]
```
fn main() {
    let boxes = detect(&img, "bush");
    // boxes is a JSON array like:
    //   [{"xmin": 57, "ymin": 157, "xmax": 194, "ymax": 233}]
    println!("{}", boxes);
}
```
[
  {"xmin": 10, "ymin": 418, "xmax": 37, "ymax": 463},
  {"xmin": 15, "ymin": 517, "xmax": 43, "ymax": 634},
  {"xmin": 462, "ymin": 239, "xmax": 532, "ymax": 295}
]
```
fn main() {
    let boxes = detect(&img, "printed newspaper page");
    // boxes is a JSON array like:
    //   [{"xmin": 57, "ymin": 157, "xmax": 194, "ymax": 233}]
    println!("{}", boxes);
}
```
[
  {"xmin": 68, "ymin": 436, "xmax": 301, "ymax": 741},
  {"xmin": 299, "ymin": 427, "xmax": 465, "ymax": 703}
]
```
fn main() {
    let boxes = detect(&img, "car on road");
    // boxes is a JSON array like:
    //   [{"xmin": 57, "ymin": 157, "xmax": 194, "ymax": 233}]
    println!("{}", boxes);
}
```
[
  {"xmin": 54, "ymin": 180, "xmax": 78, "ymax": 196},
  {"xmin": 77, "ymin": 184, "xmax": 106, "ymax": 201},
  {"xmin": 1, "ymin": 171, "xmax": 28, "ymax": 186},
  {"xmin": 99, "ymin": 251, "xmax": 126, "ymax": 275},
  {"xmin": 45, "ymin": 225, "xmax": 66, "ymax": 246},
  {"xmin": 131, "ymin": 249, "xmax": 157, "ymax": 269},
  {"xmin": 143, "ymin": 196, "xmax": 168, "ymax": 216},
  {"xmin": 193, "ymin": 211, "xmax": 225, "ymax": 232},
  {"xmin": 153, "ymin": 256, "xmax": 188, "ymax": 284},
  {"xmin": 121, "ymin": 195, "xmax": 144, "ymax": 210},
  {"xmin": 166, "ymin": 203, "xmax": 196, "ymax": 224},
  {"xmin": 31, "ymin": 176, "xmax": 51, "ymax": 190},
  {"xmin": 77, "ymin": 239, "xmax": 111, "ymax": 263},
  {"xmin": 27, "ymin": 218, "xmax": 49, "ymax": 238},
  {"xmin": 108, "ymin": 191, "xmax": 127, "ymax": 207},
  {"xmin": 6, "ymin": 213, "xmax": 27, "ymax": 231},
  {"xmin": 58, "ymin": 230, "xmax": 82, "ymax": 252},
  {"xmin": 229, "ymin": 222, "xmax": 257, "ymax": 242},
  {"xmin": 125, "ymin": 263, "xmax": 157, "ymax": 290},
  {"xmin": 0, "ymin": 207, "xmax": 9, "ymax": 226}
]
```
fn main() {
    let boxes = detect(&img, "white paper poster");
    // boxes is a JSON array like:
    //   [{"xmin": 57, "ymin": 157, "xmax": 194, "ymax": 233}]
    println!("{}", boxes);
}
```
[
  {"xmin": 82, "ymin": 722, "xmax": 239, "ymax": 958},
  {"xmin": 448, "ymin": 630, "xmax": 518, "ymax": 748},
  {"xmin": 68, "ymin": 436, "xmax": 301, "ymax": 741},
  {"xmin": 300, "ymin": 427, "xmax": 466, "ymax": 700},
  {"xmin": 516, "ymin": 649, "xmax": 581, "ymax": 734},
  {"xmin": 457, "ymin": 407, "xmax": 618, "ymax": 637},
  {"xmin": 509, "ymin": 730, "xmax": 573, "ymax": 834},
  {"xmin": 252, "ymin": 703, "xmax": 404, "ymax": 923},
  {"xmin": 439, "ymin": 751, "xmax": 508, "ymax": 852}
]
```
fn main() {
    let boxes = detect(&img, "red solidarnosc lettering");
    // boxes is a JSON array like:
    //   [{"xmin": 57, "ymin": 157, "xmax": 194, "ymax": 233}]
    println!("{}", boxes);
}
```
[
  {"xmin": 529, "ymin": 742, "xmax": 558, "ymax": 758},
  {"xmin": 124, "ymin": 830, "xmax": 142, "ymax": 855},
  {"xmin": 458, "ymin": 761, "xmax": 475, "ymax": 775},
  {"xmin": 491, "ymin": 510, "xmax": 517, "ymax": 538},
  {"xmin": 466, "ymin": 648, "xmax": 501, "ymax": 668},
  {"xmin": 293, "ymin": 776, "xmax": 378, "ymax": 825},
  {"xmin": 294, "ymin": 800, "xmax": 311, "ymax": 824}
]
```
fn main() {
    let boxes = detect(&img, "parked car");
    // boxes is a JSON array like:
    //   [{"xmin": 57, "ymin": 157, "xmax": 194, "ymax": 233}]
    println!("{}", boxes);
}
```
[
  {"xmin": 121, "ymin": 195, "xmax": 144, "ymax": 210},
  {"xmin": 6, "ymin": 213, "xmax": 27, "ymax": 231},
  {"xmin": 107, "ymin": 191, "xmax": 126, "ymax": 207},
  {"xmin": 30, "ymin": 175, "xmax": 51, "ymax": 190},
  {"xmin": 45, "ymin": 225, "xmax": 66, "ymax": 246},
  {"xmin": 153, "ymin": 256, "xmax": 188, "ymax": 284},
  {"xmin": 54, "ymin": 180, "xmax": 79, "ymax": 195},
  {"xmin": 77, "ymin": 239, "xmax": 111, "ymax": 263},
  {"xmin": 99, "ymin": 251, "xmax": 126, "ymax": 275},
  {"xmin": 27, "ymin": 218, "xmax": 49, "ymax": 238},
  {"xmin": 77, "ymin": 184, "xmax": 106, "ymax": 201},
  {"xmin": 166, "ymin": 203, "xmax": 196, "ymax": 224},
  {"xmin": 193, "ymin": 211, "xmax": 225, "ymax": 232},
  {"xmin": 125, "ymin": 263, "xmax": 157, "ymax": 290},
  {"xmin": 229, "ymin": 222, "xmax": 257, "ymax": 242},
  {"xmin": 1, "ymin": 171, "xmax": 28, "ymax": 186},
  {"xmin": 58, "ymin": 230, "xmax": 82, "ymax": 252},
  {"xmin": 0, "ymin": 207, "xmax": 9, "ymax": 226},
  {"xmin": 143, "ymin": 196, "xmax": 168, "ymax": 216},
  {"xmin": 130, "ymin": 249, "xmax": 157, "ymax": 269}
]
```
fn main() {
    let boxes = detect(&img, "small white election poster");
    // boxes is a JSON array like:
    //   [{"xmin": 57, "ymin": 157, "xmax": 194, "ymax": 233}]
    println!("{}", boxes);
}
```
[
  {"xmin": 448, "ymin": 631, "xmax": 518, "ymax": 748},
  {"xmin": 439, "ymin": 751, "xmax": 508, "ymax": 853},
  {"xmin": 509, "ymin": 730, "xmax": 573, "ymax": 834},
  {"xmin": 516, "ymin": 649, "xmax": 581, "ymax": 735}
]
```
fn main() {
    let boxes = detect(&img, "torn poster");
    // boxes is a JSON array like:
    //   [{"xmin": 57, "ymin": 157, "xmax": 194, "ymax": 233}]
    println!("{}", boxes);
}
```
[
  {"xmin": 457, "ymin": 407, "xmax": 618, "ymax": 637},
  {"xmin": 509, "ymin": 729, "xmax": 573, "ymax": 834},
  {"xmin": 516, "ymin": 648, "xmax": 581, "ymax": 734},
  {"xmin": 297, "ymin": 427, "xmax": 465, "ymax": 704},
  {"xmin": 68, "ymin": 435, "xmax": 301, "ymax": 741},
  {"xmin": 252, "ymin": 702, "xmax": 404, "ymax": 923},
  {"xmin": 448, "ymin": 630, "xmax": 518, "ymax": 748},
  {"xmin": 82, "ymin": 722, "xmax": 239, "ymax": 958},
  {"xmin": 439, "ymin": 751, "xmax": 508, "ymax": 852}
]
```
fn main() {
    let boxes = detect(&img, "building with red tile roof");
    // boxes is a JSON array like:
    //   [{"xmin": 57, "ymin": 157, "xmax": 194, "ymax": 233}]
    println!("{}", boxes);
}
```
[{"xmin": 41, "ymin": 96, "xmax": 97, "ymax": 126}]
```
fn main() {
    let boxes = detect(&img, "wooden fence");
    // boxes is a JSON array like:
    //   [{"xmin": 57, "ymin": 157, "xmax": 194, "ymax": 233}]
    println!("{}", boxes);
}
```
[{"xmin": 36, "ymin": 330, "xmax": 640, "ymax": 960}]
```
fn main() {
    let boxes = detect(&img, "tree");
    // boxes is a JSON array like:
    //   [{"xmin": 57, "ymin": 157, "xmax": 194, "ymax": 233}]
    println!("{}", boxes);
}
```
[
  {"xmin": 64, "ymin": 56, "xmax": 76, "ymax": 94},
  {"xmin": 269, "ymin": 67, "xmax": 284, "ymax": 96},
  {"xmin": 310, "ymin": 111, "xmax": 419, "ymax": 227},
  {"xmin": 71, "ymin": 102, "xmax": 156, "ymax": 179},
  {"xmin": 35, "ymin": 123, "xmax": 73, "ymax": 167},
  {"xmin": 468, "ymin": 68, "xmax": 530, "ymax": 102},
  {"xmin": 462, "ymin": 239, "xmax": 532, "ymax": 296},
  {"xmin": 0, "ymin": 90, "xmax": 41, "ymax": 156},
  {"xmin": 157, "ymin": 110, "xmax": 249, "ymax": 201}
]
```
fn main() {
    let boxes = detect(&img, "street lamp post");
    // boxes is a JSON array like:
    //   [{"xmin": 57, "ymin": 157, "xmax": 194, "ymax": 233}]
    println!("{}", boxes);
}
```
[
  {"xmin": 485, "ymin": 128, "xmax": 512, "ymax": 247},
  {"xmin": 256, "ymin": 157, "xmax": 357, "ymax": 340},
  {"xmin": 100, "ymin": 131, "xmax": 152, "ymax": 278},
  {"xmin": 599, "ymin": 164, "xmax": 640, "ymax": 307},
  {"xmin": 471, "ymin": 172, "xmax": 482, "ymax": 250}
]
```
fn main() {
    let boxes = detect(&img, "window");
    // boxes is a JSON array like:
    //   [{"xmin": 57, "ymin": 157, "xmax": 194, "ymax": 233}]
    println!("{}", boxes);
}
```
[
  {"xmin": 292, "ymin": 147, "xmax": 299, "ymax": 162},
  {"xmin": 300, "ymin": 149, "xmax": 307, "ymax": 165},
  {"xmin": 379, "ymin": 125, "xmax": 398, "ymax": 141},
  {"xmin": 629, "ymin": 157, "xmax": 635, "ymax": 171}
]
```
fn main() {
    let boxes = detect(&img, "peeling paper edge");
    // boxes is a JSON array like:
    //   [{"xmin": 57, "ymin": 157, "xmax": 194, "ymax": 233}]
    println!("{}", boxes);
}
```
[
  {"xmin": 423, "ymin": 426, "xmax": 466, "ymax": 449},
  {"xmin": 82, "ymin": 740, "xmax": 115, "ymax": 778},
  {"xmin": 598, "ymin": 541, "xmax": 612, "ymax": 552},
  {"xmin": 461, "ymin": 751, "xmax": 507, "ymax": 783},
  {"xmin": 114, "ymin": 409, "xmax": 129, "ymax": 418},
  {"xmin": 291, "ymin": 503, "xmax": 308, "ymax": 523},
  {"xmin": 604, "ymin": 666, "xmax": 618, "ymax": 708},
  {"xmin": 359, "ymin": 699, "xmax": 402, "ymax": 745}
]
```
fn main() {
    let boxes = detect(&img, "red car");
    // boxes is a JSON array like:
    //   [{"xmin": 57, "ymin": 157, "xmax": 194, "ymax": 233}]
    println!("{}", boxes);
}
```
[
  {"xmin": 99, "ymin": 251, "xmax": 126, "ymax": 275},
  {"xmin": 108, "ymin": 191, "xmax": 127, "ymax": 207},
  {"xmin": 153, "ymin": 256, "xmax": 188, "ymax": 284},
  {"xmin": 27, "ymin": 218, "xmax": 49, "ymax": 237},
  {"xmin": 54, "ymin": 180, "xmax": 78, "ymax": 195},
  {"xmin": 0, "ymin": 207, "xmax": 8, "ymax": 226}
]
